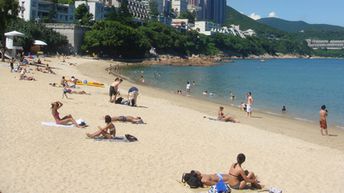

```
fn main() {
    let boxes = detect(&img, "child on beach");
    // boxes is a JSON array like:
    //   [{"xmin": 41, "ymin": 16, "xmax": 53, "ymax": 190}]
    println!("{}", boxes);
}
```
[
  {"xmin": 86, "ymin": 115, "xmax": 115, "ymax": 139},
  {"xmin": 51, "ymin": 101, "xmax": 84, "ymax": 128},
  {"xmin": 319, "ymin": 105, "xmax": 328, "ymax": 136}
]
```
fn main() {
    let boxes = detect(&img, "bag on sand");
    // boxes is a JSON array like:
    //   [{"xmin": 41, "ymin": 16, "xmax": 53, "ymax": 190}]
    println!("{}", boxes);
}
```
[
  {"xmin": 208, "ymin": 174, "xmax": 231, "ymax": 193},
  {"xmin": 125, "ymin": 134, "xmax": 138, "ymax": 142}
]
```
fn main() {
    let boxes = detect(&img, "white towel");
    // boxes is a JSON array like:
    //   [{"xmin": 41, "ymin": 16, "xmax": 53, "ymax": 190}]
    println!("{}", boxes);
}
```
[{"xmin": 41, "ymin": 122, "xmax": 75, "ymax": 128}]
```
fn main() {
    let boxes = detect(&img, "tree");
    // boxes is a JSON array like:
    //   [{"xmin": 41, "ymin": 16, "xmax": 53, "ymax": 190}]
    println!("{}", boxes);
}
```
[
  {"xmin": 82, "ymin": 21, "xmax": 151, "ymax": 58},
  {"xmin": 7, "ymin": 19, "xmax": 68, "ymax": 54},
  {"xmin": 149, "ymin": 0, "xmax": 159, "ymax": 18},
  {"xmin": 0, "ymin": 0, "xmax": 19, "ymax": 61},
  {"xmin": 178, "ymin": 11, "xmax": 196, "ymax": 24},
  {"xmin": 75, "ymin": 3, "xmax": 93, "ymax": 26},
  {"xmin": 105, "ymin": 6, "xmax": 118, "ymax": 21},
  {"xmin": 58, "ymin": 0, "xmax": 75, "ymax": 4}
]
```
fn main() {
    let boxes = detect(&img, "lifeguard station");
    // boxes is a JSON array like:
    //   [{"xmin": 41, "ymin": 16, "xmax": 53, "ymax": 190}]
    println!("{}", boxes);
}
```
[{"xmin": 4, "ymin": 30, "xmax": 24, "ymax": 59}]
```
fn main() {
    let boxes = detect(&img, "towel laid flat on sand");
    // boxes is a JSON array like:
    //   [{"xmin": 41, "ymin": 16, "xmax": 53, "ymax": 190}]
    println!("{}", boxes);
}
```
[
  {"xmin": 177, "ymin": 180, "xmax": 267, "ymax": 193},
  {"xmin": 41, "ymin": 122, "xmax": 74, "ymax": 128},
  {"xmin": 92, "ymin": 134, "xmax": 138, "ymax": 142}
]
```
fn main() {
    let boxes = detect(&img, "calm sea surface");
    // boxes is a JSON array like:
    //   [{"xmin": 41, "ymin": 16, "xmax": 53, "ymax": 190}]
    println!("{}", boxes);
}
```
[{"xmin": 121, "ymin": 59, "xmax": 344, "ymax": 127}]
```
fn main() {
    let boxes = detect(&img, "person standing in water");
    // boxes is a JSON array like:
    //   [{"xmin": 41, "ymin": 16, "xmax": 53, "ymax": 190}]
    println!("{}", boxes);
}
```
[
  {"xmin": 186, "ymin": 81, "xmax": 191, "ymax": 94},
  {"xmin": 319, "ymin": 105, "xmax": 328, "ymax": 136},
  {"xmin": 246, "ymin": 92, "xmax": 254, "ymax": 118}
]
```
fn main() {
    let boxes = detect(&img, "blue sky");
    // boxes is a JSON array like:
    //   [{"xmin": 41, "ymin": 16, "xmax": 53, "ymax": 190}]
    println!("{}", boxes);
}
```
[{"xmin": 227, "ymin": 0, "xmax": 344, "ymax": 27}]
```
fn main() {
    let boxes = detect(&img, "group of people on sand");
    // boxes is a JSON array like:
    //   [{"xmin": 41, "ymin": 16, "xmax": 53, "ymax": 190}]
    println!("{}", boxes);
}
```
[
  {"xmin": 183, "ymin": 153, "xmax": 262, "ymax": 190},
  {"xmin": 58, "ymin": 76, "xmax": 90, "ymax": 98},
  {"xmin": 109, "ymin": 77, "xmax": 140, "ymax": 107},
  {"xmin": 50, "ymin": 101, "xmax": 143, "ymax": 139}
]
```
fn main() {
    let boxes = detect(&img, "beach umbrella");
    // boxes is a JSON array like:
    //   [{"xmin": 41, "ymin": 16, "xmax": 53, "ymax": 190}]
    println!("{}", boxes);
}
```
[
  {"xmin": 4, "ymin": 31, "xmax": 24, "ymax": 37},
  {"xmin": 34, "ymin": 40, "xmax": 48, "ymax": 46}
]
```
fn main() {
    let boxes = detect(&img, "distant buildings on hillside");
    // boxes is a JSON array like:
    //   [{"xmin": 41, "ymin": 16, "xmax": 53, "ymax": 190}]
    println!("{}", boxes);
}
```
[{"xmin": 306, "ymin": 39, "xmax": 344, "ymax": 50}]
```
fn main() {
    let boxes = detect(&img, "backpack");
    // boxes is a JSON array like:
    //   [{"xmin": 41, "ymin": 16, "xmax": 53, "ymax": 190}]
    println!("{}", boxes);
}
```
[
  {"xmin": 182, "ymin": 171, "xmax": 203, "ymax": 188},
  {"xmin": 115, "ymin": 97, "xmax": 123, "ymax": 104}
]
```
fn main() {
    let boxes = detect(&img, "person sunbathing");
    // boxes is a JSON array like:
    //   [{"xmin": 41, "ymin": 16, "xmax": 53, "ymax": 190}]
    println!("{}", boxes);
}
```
[
  {"xmin": 51, "ymin": 101, "xmax": 84, "ymax": 128},
  {"xmin": 62, "ymin": 85, "xmax": 90, "ymax": 99},
  {"xmin": 218, "ymin": 106, "xmax": 239, "ymax": 123},
  {"xmin": 182, "ymin": 170, "xmax": 231, "ymax": 188},
  {"xmin": 228, "ymin": 153, "xmax": 262, "ymax": 190},
  {"xmin": 86, "ymin": 115, "xmax": 115, "ymax": 139},
  {"xmin": 111, "ymin": 116, "xmax": 144, "ymax": 124}
]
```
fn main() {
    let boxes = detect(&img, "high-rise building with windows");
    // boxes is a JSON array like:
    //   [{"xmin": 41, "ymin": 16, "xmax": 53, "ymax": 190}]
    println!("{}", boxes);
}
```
[
  {"xmin": 197, "ymin": 0, "xmax": 225, "ymax": 24},
  {"xmin": 171, "ymin": 0, "xmax": 188, "ymax": 16}
]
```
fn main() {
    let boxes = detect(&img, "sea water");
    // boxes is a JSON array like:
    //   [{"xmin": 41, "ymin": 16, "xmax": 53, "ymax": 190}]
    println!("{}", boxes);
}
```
[{"xmin": 121, "ymin": 58, "xmax": 344, "ymax": 128}]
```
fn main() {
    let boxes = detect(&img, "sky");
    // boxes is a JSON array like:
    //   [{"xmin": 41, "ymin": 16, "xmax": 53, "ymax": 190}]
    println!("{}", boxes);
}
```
[{"xmin": 227, "ymin": 0, "xmax": 344, "ymax": 27}]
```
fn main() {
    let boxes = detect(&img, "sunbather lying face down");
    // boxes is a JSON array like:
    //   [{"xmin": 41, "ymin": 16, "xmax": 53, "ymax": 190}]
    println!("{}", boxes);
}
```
[{"xmin": 111, "ymin": 116, "xmax": 144, "ymax": 124}]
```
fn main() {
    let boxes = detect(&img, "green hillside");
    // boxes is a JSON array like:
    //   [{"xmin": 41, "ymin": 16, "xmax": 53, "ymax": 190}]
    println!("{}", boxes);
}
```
[
  {"xmin": 258, "ymin": 17, "xmax": 344, "ymax": 40},
  {"xmin": 224, "ymin": 6, "xmax": 287, "ymax": 39}
]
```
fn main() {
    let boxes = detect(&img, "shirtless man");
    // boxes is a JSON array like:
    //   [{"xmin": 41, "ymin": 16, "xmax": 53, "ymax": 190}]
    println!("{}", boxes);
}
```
[
  {"xmin": 246, "ymin": 92, "xmax": 254, "ymax": 117},
  {"xmin": 109, "ymin": 78, "xmax": 123, "ymax": 103},
  {"xmin": 319, "ymin": 105, "xmax": 328, "ymax": 136}
]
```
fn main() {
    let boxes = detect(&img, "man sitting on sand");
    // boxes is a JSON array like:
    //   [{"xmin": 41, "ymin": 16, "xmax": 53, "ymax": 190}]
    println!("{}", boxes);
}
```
[
  {"xmin": 51, "ymin": 101, "xmax": 85, "ymax": 128},
  {"xmin": 111, "ymin": 116, "xmax": 144, "ymax": 124},
  {"xmin": 86, "ymin": 115, "xmax": 115, "ymax": 139},
  {"xmin": 228, "ymin": 153, "xmax": 262, "ymax": 190},
  {"xmin": 218, "ymin": 106, "xmax": 239, "ymax": 123}
]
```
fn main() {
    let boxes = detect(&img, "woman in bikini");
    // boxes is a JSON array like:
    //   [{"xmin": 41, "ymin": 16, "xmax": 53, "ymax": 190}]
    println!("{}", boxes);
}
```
[
  {"xmin": 111, "ymin": 116, "xmax": 144, "ymax": 124},
  {"xmin": 228, "ymin": 153, "xmax": 262, "ymax": 189},
  {"xmin": 86, "ymin": 115, "xmax": 115, "ymax": 139},
  {"xmin": 218, "ymin": 106, "xmax": 239, "ymax": 123},
  {"xmin": 51, "ymin": 101, "xmax": 83, "ymax": 128}
]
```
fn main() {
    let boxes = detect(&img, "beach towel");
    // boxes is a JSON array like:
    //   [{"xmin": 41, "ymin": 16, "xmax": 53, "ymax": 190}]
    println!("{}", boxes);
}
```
[
  {"xmin": 41, "ymin": 122, "xmax": 74, "ymax": 128},
  {"xmin": 204, "ymin": 116, "xmax": 222, "ymax": 122},
  {"xmin": 92, "ymin": 134, "xmax": 138, "ymax": 142}
]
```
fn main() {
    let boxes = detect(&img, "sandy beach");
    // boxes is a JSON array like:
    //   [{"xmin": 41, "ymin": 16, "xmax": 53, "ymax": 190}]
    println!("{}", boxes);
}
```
[{"xmin": 1, "ymin": 56, "xmax": 344, "ymax": 193}]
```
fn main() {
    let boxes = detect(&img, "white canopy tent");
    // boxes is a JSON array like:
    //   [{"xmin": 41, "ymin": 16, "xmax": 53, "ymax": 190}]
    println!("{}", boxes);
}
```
[{"xmin": 4, "ymin": 31, "xmax": 25, "ymax": 58}]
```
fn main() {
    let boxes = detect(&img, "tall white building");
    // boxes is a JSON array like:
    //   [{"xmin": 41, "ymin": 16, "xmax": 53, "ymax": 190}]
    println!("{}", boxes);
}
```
[{"xmin": 171, "ymin": 0, "xmax": 188, "ymax": 16}]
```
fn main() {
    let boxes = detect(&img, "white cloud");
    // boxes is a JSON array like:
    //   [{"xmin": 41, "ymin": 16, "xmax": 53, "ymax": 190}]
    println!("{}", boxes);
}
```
[
  {"xmin": 268, "ymin": 11, "xmax": 278, "ymax": 18},
  {"xmin": 249, "ymin": 13, "xmax": 261, "ymax": 20}
]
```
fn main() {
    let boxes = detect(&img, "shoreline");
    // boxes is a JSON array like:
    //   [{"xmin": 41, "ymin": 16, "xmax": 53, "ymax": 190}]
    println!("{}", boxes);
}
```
[
  {"xmin": 2, "ymin": 56, "xmax": 344, "ymax": 193},
  {"xmin": 78, "ymin": 59, "xmax": 344, "ymax": 152}
]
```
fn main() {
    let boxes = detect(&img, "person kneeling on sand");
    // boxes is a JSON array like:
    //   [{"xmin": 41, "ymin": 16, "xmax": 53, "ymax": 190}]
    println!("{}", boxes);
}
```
[
  {"xmin": 51, "ymin": 101, "xmax": 85, "ymax": 128},
  {"xmin": 86, "ymin": 115, "xmax": 115, "ymax": 139},
  {"xmin": 228, "ymin": 153, "xmax": 262, "ymax": 190},
  {"xmin": 218, "ymin": 106, "xmax": 239, "ymax": 123},
  {"xmin": 111, "ymin": 116, "xmax": 144, "ymax": 124}
]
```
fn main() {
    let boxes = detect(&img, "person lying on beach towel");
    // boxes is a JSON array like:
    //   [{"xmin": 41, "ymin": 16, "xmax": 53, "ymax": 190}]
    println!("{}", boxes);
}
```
[
  {"xmin": 111, "ymin": 116, "xmax": 144, "ymax": 124},
  {"xmin": 228, "ymin": 153, "xmax": 262, "ymax": 190},
  {"xmin": 62, "ymin": 85, "xmax": 90, "ymax": 99},
  {"xmin": 86, "ymin": 115, "xmax": 115, "ymax": 139},
  {"xmin": 19, "ymin": 68, "xmax": 36, "ymax": 81},
  {"xmin": 51, "ymin": 101, "xmax": 85, "ymax": 128},
  {"xmin": 218, "ymin": 106, "xmax": 239, "ymax": 123}
]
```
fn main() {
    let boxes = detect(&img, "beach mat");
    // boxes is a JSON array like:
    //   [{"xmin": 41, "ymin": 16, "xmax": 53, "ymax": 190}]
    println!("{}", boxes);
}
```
[
  {"xmin": 177, "ymin": 180, "xmax": 268, "ymax": 193},
  {"xmin": 41, "ymin": 122, "xmax": 74, "ymax": 128},
  {"xmin": 91, "ymin": 135, "xmax": 138, "ymax": 143}
]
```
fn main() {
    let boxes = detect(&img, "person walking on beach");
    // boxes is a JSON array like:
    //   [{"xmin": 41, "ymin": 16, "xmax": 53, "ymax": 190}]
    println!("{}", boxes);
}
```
[
  {"xmin": 246, "ymin": 92, "xmax": 254, "ymax": 117},
  {"xmin": 9, "ymin": 57, "xmax": 14, "ymax": 72},
  {"xmin": 319, "ymin": 105, "xmax": 328, "ymax": 136},
  {"xmin": 109, "ymin": 78, "xmax": 122, "ymax": 103}
]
